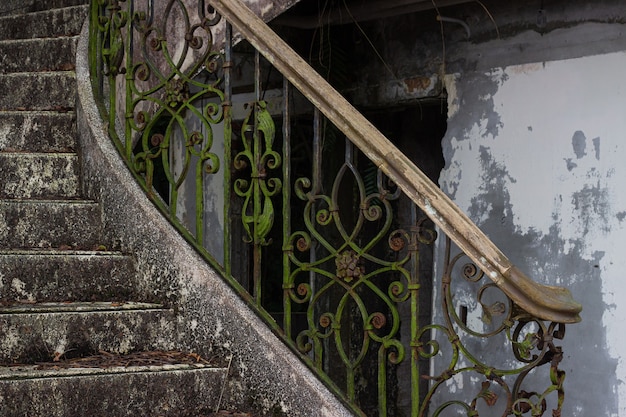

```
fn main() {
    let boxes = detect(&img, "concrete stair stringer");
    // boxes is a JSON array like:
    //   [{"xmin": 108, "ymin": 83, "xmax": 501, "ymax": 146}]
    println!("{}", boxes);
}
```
[{"xmin": 76, "ymin": 17, "xmax": 355, "ymax": 417}]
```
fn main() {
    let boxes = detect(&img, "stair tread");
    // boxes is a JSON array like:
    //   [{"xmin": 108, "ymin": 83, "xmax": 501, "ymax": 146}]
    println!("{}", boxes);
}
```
[
  {"xmin": 0, "ymin": 301, "xmax": 166, "ymax": 314},
  {"xmin": 0, "ymin": 151, "xmax": 77, "ymax": 156},
  {"xmin": 0, "ymin": 198, "xmax": 96, "ymax": 204},
  {"xmin": 0, "ymin": 70, "xmax": 75, "ymax": 77},
  {"xmin": 0, "ymin": 362, "xmax": 222, "ymax": 380},
  {"xmin": 0, "ymin": 249, "xmax": 125, "ymax": 256},
  {"xmin": 0, "ymin": 109, "xmax": 75, "ymax": 115},
  {"xmin": 0, "ymin": 349, "xmax": 225, "ymax": 379},
  {"xmin": 0, "ymin": 35, "xmax": 78, "ymax": 44}
]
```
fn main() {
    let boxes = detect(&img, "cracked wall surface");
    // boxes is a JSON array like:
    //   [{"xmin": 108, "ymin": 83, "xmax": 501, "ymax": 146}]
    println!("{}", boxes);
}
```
[{"xmin": 438, "ymin": 50, "xmax": 626, "ymax": 417}]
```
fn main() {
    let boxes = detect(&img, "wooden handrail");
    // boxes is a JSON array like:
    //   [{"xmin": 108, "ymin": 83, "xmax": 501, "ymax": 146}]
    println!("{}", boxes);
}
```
[{"xmin": 209, "ymin": 0, "xmax": 582, "ymax": 323}]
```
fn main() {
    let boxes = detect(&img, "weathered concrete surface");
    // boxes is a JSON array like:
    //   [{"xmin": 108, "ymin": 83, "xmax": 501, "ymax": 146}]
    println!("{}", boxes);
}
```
[
  {"xmin": 0, "ymin": 6, "xmax": 86, "ymax": 39},
  {"xmin": 1, "ymin": 0, "xmax": 89, "ymax": 16},
  {"xmin": 0, "ymin": 303, "xmax": 177, "ymax": 363},
  {"xmin": 0, "ymin": 250, "xmax": 142, "ymax": 303},
  {"xmin": 0, "ymin": 3, "xmax": 238, "ymax": 416},
  {"xmin": 0, "ymin": 200, "xmax": 103, "ymax": 249},
  {"xmin": 0, "ymin": 111, "xmax": 77, "ymax": 152},
  {"xmin": 0, "ymin": 37, "xmax": 78, "ymax": 74},
  {"xmin": 76, "ymin": 19, "xmax": 355, "ymax": 417},
  {"xmin": 0, "ymin": 72, "xmax": 76, "ymax": 110},
  {"xmin": 0, "ymin": 1, "xmax": 30, "ymax": 17},
  {"xmin": 31, "ymin": 0, "xmax": 90, "ymax": 12},
  {"xmin": 0, "ymin": 366, "xmax": 227, "ymax": 417},
  {"xmin": 0, "ymin": 153, "xmax": 80, "ymax": 198}
]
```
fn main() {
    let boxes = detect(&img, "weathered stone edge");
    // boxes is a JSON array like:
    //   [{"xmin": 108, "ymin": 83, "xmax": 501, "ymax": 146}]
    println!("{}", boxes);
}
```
[{"xmin": 75, "ymin": 18, "xmax": 355, "ymax": 417}]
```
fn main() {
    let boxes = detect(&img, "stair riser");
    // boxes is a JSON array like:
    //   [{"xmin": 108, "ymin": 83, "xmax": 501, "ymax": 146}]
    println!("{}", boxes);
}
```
[
  {"xmin": 0, "ymin": 37, "xmax": 77, "ymax": 74},
  {"xmin": 0, "ymin": 153, "xmax": 80, "ymax": 199},
  {"xmin": 0, "ymin": 201, "xmax": 103, "ymax": 249},
  {"xmin": 0, "ymin": 253, "xmax": 144, "ymax": 303},
  {"xmin": 0, "ymin": 72, "xmax": 75, "ymax": 111},
  {"xmin": 0, "ymin": 309, "xmax": 177, "ymax": 363},
  {"xmin": 0, "ymin": 112, "xmax": 77, "ymax": 152},
  {"xmin": 0, "ymin": 6, "xmax": 87, "ymax": 40},
  {"xmin": 0, "ymin": 0, "xmax": 89, "ymax": 17},
  {"xmin": 0, "ymin": 368, "xmax": 225, "ymax": 417},
  {"xmin": 31, "ymin": 0, "xmax": 91, "ymax": 13}
]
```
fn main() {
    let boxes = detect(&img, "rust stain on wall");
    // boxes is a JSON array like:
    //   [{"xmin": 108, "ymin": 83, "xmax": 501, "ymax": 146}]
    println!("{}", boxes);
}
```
[{"xmin": 404, "ymin": 76, "xmax": 431, "ymax": 93}]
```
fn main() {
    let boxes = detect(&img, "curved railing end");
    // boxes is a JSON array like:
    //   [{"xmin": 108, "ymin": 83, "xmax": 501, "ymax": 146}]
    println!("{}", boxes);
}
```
[{"xmin": 504, "ymin": 266, "xmax": 582, "ymax": 324}]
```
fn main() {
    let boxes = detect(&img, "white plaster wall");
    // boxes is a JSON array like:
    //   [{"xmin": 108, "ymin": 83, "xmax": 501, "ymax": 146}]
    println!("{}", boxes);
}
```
[{"xmin": 439, "ymin": 51, "xmax": 626, "ymax": 416}]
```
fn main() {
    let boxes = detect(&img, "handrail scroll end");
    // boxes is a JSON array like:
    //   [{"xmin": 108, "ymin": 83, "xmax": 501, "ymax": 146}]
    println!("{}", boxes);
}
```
[{"xmin": 504, "ymin": 265, "xmax": 582, "ymax": 324}]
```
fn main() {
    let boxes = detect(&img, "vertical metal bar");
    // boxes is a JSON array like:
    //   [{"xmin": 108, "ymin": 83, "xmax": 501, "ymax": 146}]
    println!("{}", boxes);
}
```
[
  {"xmin": 345, "ymin": 135, "xmax": 353, "ymax": 164},
  {"xmin": 310, "ymin": 108, "xmax": 323, "ymax": 365},
  {"xmin": 312, "ymin": 108, "xmax": 322, "ymax": 194},
  {"xmin": 310, "ymin": 107, "xmax": 322, "ymax": 349},
  {"xmin": 282, "ymin": 76, "xmax": 292, "ymax": 336},
  {"xmin": 88, "ymin": 2, "xmax": 100, "ymax": 101},
  {"xmin": 124, "ymin": 0, "xmax": 134, "ymax": 161},
  {"xmin": 378, "ymin": 346, "xmax": 388, "ymax": 417},
  {"xmin": 410, "ymin": 203, "xmax": 420, "ymax": 417},
  {"xmin": 195, "ymin": 142, "xmax": 204, "ymax": 244},
  {"xmin": 253, "ymin": 49, "xmax": 262, "ymax": 305},
  {"xmin": 223, "ymin": 22, "xmax": 233, "ymax": 278},
  {"xmin": 255, "ymin": 49, "xmax": 261, "ymax": 103}
]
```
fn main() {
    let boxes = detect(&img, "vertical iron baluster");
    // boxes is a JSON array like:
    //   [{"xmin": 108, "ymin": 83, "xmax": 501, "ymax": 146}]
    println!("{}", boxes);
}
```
[
  {"xmin": 311, "ymin": 107, "xmax": 322, "ymax": 363},
  {"xmin": 124, "ymin": 0, "xmax": 133, "ymax": 161},
  {"xmin": 253, "ymin": 49, "xmax": 262, "ymax": 305},
  {"xmin": 223, "ymin": 21, "xmax": 233, "ymax": 278},
  {"xmin": 410, "ymin": 203, "xmax": 420, "ymax": 417},
  {"xmin": 282, "ymin": 77, "xmax": 292, "ymax": 336}
]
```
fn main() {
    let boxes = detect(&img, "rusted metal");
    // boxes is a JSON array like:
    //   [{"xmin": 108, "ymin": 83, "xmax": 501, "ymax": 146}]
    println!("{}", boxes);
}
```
[
  {"xmin": 89, "ymin": 0, "xmax": 581, "ymax": 415},
  {"xmin": 210, "ymin": 0, "xmax": 581, "ymax": 324}
]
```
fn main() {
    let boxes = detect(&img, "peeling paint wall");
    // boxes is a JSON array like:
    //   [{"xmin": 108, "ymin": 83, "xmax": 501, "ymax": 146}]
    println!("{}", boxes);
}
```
[
  {"xmin": 439, "ymin": 50, "xmax": 626, "ymax": 417},
  {"xmin": 337, "ymin": 1, "xmax": 626, "ymax": 413}
]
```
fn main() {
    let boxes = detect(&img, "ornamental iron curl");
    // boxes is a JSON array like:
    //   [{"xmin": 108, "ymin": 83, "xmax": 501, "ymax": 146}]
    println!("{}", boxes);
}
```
[{"xmin": 89, "ymin": 0, "xmax": 578, "ymax": 415}]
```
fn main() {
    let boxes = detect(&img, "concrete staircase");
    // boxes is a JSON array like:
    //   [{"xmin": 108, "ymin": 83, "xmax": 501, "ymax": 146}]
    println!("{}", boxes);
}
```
[{"xmin": 0, "ymin": 3, "xmax": 228, "ymax": 416}]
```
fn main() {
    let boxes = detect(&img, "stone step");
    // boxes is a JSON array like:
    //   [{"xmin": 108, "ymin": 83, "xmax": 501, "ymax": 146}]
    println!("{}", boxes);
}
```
[
  {"xmin": 0, "ymin": 250, "xmax": 143, "ymax": 303},
  {"xmin": 0, "ymin": 302, "xmax": 177, "ymax": 363},
  {"xmin": 0, "ymin": 111, "xmax": 76, "ymax": 152},
  {"xmin": 0, "ymin": 199, "xmax": 103, "ymax": 249},
  {"xmin": 0, "ymin": 152, "xmax": 80, "ymax": 199},
  {"xmin": 0, "ymin": 363, "xmax": 226, "ymax": 417},
  {"xmin": 0, "ymin": 6, "xmax": 87, "ymax": 40},
  {"xmin": 0, "ymin": 37, "xmax": 77, "ymax": 74},
  {"xmin": 0, "ymin": 72, "xmax": 76, "ymax": 111},
  {"xmin": 31, "ymin": 0, "xmax": 91, "ymax": 13},
  {"xmin": 0, "ymin": 0, "xmax": 89, "ymax": 17}
]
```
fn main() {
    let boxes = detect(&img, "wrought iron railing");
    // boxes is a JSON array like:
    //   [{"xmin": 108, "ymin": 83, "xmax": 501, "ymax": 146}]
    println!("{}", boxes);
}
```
[{"xmin": 88, "ymin": 0, "xmax": 582, "ymax": 415}]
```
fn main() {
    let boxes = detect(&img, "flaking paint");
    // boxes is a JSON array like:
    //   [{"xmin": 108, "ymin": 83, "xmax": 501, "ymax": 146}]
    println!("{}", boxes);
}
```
[{"xmin": 439, "ymin": 51, "xmax": 626, "ymax": 416}]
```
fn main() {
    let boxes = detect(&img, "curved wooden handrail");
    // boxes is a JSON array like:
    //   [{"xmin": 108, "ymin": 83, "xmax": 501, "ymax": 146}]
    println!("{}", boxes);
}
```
[{"xmin": 209, "ymin": 0, "xmax": 582, "ymax": 323}]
